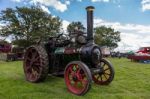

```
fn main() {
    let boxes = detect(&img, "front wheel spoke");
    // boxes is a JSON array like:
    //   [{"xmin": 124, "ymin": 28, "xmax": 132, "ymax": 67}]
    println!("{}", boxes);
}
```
[
  {"xmin": 74, "ymin": 81, "xmax": 78, "ymax": 87},
  {"xmin": 77, "ymin": 76, "xmax": 82, "ymax": 81},
  {"xmin": 104, "ymin": 68, "xmax": 110, "ymax": 71},
  {"xmin": 69, "ymin": 68, "xmax": 75, "ymax": 76},
  {"xmin": 68, "ymin": 68, "xmax": 73, "ymax": 73},
  {"xmin": 69, "ymin": 75, "xmax": 73, "ymax": 80},
  {"xmin": 96, "ymin": 75, "xmax": 100, "ymax": 80},
  {"xmin": 76, "ymin": 70, "xmax": 82, "ymax": 80},
  {"xmin": 81, "ymin": 79, "xmax": 87, "ymax": 86},
  {"xmin": 103, "ymin": 74, "xmax": 108, "ymax": 80},
  {"xmin": 101, "ymin": 63, "xmax": 106, "ymax": 67},
  {"xmin": 100, "ymin": 76, "xmax": 103, "ymax": 81},
  {"xmin": 76, "ymin": 67, "xmax": 81, "ymax": 73},
  {"xmin": 104, "ymin": 72, "xmax": 111, "ymax": 75}
]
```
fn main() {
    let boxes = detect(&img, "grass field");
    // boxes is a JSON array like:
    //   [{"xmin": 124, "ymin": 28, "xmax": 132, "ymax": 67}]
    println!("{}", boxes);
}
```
[{"xmin": 0, "ymin": 58, "xmax": 150, "ymax": 99}]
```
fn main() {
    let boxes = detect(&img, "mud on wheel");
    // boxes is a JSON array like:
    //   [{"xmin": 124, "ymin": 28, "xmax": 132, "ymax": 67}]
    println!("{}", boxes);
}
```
[
  {"xmin": 64, "ymin": 61, "xmax": 92, "ymax": 96},
  {"xmin": 93, "ymin": 58, "xmax": 114, "ymax": 85},
  {"xmin": 23, "ymin": 45, "xmax": 49, "ymax": 83}
]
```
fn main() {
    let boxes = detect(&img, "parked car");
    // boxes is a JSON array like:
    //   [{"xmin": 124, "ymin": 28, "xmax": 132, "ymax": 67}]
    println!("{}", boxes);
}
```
[
  {"xmin": 137, "ymin": 47, "xmax": 150, "ymax": 54},
  {"xmin": 0, "ymin": 42, "xmax": 24, "ymax": 61}
]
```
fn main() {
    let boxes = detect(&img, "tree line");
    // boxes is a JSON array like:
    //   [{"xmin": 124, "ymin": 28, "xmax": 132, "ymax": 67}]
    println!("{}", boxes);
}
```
[{"xmin": 0, "ymin": 6, "xmax": 120, "ymax": 49}]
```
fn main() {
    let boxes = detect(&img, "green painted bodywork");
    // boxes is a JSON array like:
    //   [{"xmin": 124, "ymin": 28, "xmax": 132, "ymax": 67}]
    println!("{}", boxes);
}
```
[
  {"xmin": 53, "ymin": 47, "xmax": 81, "ymax": 68},
  {"xmin": 63, "ymin": 54, "xmax": 80, "ymax": 63},
  {"xmin": 54, "ymin": 48, "xmax": 65, "ymax": 54}
]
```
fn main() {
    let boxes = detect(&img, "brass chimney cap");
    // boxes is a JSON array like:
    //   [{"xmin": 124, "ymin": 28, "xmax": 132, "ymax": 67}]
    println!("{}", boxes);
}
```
[{"xmin": 86, "ymin": 6, "xmax": 95, "ymax": 11}]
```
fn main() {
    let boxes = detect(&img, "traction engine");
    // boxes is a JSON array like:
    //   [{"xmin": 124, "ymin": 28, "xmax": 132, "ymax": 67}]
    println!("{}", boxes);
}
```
[{"xmin": 23, "ymin": 6, "xmax": 115, "ymax": 95}]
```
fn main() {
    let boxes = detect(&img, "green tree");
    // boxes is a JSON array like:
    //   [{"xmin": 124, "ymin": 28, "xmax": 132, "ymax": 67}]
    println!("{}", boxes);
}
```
[
  {"xmin": 67, "ymin": 21, "xmax": 85, "ymax": 35},
  {"xmin": 0, "ymin": 6, "xmax": 62, "ymax": 48},
  {"xmin": 94, "ymin": 26, "xmax": 121, "ymax": 49}
]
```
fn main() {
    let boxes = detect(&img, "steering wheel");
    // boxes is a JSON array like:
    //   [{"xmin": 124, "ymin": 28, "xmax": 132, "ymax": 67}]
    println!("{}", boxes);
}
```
[{"xmin": 56, "ymin": 33, "xmax": 70, "ymax": 44}]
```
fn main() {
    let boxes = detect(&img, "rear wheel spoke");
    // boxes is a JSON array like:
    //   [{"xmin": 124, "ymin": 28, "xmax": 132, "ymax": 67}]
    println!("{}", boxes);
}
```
[
  {"xmin": 29, "ymin": 73, "xmax": 34, "ymax": 80},
  {"xmin": 33, "ymin": 56, "xmax": 40, "ymax": 62},
  {"xmin": 26, "ymin": 66, "xmax": 31, "ymax": 71},
  {"xmin": 33, "ymin": 62, "xmax": 41, "ymax": 66},
  {"xmin": 32, "ymin": 66, "xmax": 39, "ymax": 73},
  {"xmin": 26, "ymin": 57, "xmax": 31, "ymax": 61}
]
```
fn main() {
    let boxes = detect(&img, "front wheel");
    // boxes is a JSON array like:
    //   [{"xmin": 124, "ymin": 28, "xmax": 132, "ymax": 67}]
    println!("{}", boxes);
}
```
[
  {"xmin": 64, "ymin": 61, "xmax": 92, "ymax": 96},
  {"xmin": 92, "ymin": 58, "xmax": 115, "ymax": 85}
]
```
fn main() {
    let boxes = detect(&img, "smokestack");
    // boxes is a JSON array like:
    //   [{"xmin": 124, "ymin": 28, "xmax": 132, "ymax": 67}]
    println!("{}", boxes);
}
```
[{"xmin": 86, "ymin": 6, "xmax": 95, "ymax": 43}]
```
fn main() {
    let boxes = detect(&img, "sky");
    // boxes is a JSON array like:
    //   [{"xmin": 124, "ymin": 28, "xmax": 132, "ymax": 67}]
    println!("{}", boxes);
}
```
[{"xmin": 0, "ymin": 0, "xmax": 150, "ymax": 52}]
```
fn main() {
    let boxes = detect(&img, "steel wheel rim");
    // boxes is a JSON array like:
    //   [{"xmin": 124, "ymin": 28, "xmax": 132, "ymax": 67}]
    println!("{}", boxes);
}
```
[
  {"xmin": 93, "ymin": 61, "xmax": 112, "ymax": 84},
  {"xmin": 65, "ymin": 64, "xmax": 89, "ymax": 95},
  {"xmin": 24, "ymin": 47, "xmax": 42, "ymax": 82}
]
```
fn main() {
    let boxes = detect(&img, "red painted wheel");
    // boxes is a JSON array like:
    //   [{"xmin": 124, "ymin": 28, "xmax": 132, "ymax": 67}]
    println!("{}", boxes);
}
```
[
  {"xmin": 23, "ymin": 45, "xmax": 49, "ymax": 83},
  {"xmin": 64, "ymin": 61, "xmax": 92, "ymax": 96},
  {"xmin": 93, "ymin": 58, "xmax": 114, "ymax": 85}
]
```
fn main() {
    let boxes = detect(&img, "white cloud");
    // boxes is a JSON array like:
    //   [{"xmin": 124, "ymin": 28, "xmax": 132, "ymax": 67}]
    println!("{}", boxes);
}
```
[
  {"xmin": 94, "ymin": 18, "xmax": 150, "ymax": 34},
  {"xmin": 91, "ymin": 0, "xmax": 110, "ymax": 3},
  {"xmin": 141, "ymin": 0, "xmax": 150, "ymax": 11},
  {"xmin": 40, "ymin": 5, "xmax": 51, "ymax": 14},
  {"xmin": 65, "ymin": 1, "xmax": 70, "ymax": 5},
  {"xmin": 11, "ymin": 0, "xmax": 21, "ymax": 2},
  {"xmin": 62, "ymin": 20, "xmax": 70, "ymax": 32},
  {"xmin": 11, "ymin": 0, "xmax": 68, "ymax": 12},
  {"xmin": 94, "ymin": 18, "xmax": 150, "ymax": 51},
  {"xmin": 30, "ymin": 0, "xmax": 68, "ymax": 12}
]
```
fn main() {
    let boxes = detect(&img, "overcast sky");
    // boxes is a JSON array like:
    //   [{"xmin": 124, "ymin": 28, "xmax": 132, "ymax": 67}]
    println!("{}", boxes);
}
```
[{"xmin": 0, "ymin": 0, "xmax": 150, "ymax": 51}]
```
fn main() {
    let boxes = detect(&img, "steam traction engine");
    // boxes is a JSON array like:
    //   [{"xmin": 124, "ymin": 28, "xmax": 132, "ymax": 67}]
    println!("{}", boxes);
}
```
[{"xmin": 23, "ymin": 6, "xmax": 115, "ymax": 95}]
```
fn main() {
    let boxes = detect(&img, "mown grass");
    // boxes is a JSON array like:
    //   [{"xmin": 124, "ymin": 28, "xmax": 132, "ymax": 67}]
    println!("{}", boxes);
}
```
[{"xmin": 0, "ymin": 58, "xmax": 150, "ymax": 99}]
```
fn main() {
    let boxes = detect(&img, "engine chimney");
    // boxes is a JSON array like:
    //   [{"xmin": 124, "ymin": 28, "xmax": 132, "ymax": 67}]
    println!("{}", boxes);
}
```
[{"xmin": 86, "ymin": 6, "xmax": 95, "ymax": 43}]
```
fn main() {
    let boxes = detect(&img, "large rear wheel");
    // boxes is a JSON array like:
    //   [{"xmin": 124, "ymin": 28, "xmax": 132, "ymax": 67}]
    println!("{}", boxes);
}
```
[
  {"xmin": 23, "ymin": 45, "xmax": 49, "ymax": 83},
  {"xmin": 64, "ymin": 61, "xmax": 92, "ymax": 96},
  {"xmin": 92, "ymin": 58, "xmax": 114, "ymax": 85}
]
